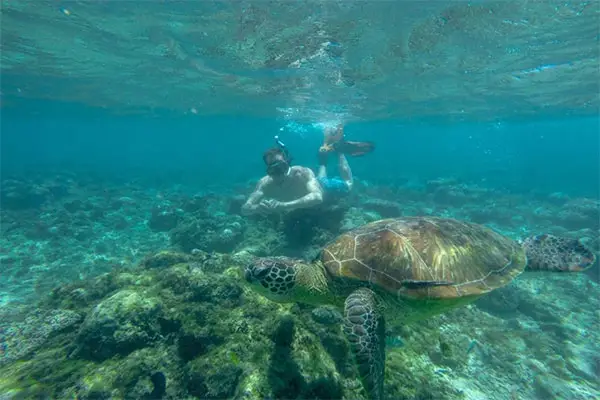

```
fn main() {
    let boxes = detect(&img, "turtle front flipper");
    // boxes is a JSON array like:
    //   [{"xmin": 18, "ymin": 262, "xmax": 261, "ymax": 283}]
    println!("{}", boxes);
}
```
[
  {"xmin": 343, "ymin": 288, "xmax": 385, "ymax": 400},
  {"xmin": 522, "ymin": 234, "xmax": 596, "ymax": 272}
]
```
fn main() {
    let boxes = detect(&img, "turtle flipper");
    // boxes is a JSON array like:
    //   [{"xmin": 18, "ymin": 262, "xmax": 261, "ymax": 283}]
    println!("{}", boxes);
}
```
[
  {"xmin": 343, "ymin": 288, "xmax": 385, "ymax": 400},
  {"xmin": 522, "ymin": 234, "xmax": 596, "ymax": 272}
]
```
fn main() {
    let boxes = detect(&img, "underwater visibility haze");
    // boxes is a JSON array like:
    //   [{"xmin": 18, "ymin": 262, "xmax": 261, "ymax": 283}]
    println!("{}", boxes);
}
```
[{"xmin": 1, "ymin": 2, "xmax": 599, "ymax": 400}]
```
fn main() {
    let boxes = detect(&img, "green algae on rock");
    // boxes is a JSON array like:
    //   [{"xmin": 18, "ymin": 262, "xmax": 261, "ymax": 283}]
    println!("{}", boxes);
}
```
[
  {"xmin": 0, "ymin": 251, "xmax": 368, "ymax": 399},
  {"xmin": 1, "ymin": 240, "xmax": 597, "ymax": 400},
  {"xmin": 74, "ymin": 290, "xmax": 163, "ymax": 361}
]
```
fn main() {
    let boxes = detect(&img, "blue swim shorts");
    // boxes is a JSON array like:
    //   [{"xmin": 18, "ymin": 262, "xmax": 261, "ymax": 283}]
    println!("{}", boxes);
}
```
[{"xmin": 318, "ymin": 177, "xmax": 350, "ymax": 197}]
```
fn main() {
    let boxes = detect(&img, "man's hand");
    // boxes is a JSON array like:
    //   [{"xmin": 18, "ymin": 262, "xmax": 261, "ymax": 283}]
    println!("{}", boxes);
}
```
[{"xmin": 258, "ymin": 199, "xmax": 288, "ymax": 214}]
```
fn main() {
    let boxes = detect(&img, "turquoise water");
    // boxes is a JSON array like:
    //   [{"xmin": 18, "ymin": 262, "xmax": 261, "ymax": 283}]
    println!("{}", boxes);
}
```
[
  {"xmin": 1, "ymin": 2, "xmax": 599, "ymax": 400},
  {"xmin": 3, "ymin": 105, "xmax": 599, "ymax": 198}
]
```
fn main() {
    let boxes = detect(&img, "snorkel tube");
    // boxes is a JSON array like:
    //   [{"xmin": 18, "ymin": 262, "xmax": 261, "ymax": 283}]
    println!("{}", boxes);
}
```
[{"xmin": 274, "ymin": 135, "xmax": 292, "ymax": 164}]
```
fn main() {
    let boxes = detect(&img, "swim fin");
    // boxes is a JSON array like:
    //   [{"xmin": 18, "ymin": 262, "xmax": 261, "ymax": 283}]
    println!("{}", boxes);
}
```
[
  {"xmin": 320, "ymin": 125, "xmax": 375, "ymax": 156},
  {"xmin": 335, "ymin": 140, "xmax": 375, "ymax": 157}
]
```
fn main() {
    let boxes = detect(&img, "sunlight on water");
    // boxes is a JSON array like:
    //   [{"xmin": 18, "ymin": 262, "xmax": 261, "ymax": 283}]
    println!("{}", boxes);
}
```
[
  {"xmin": 1, "ymin": 0, "xmax": 599, "ymax": 122},
  {"xmin": 278, "ymin": 106, "xmax": 345, "ymax": 137}
]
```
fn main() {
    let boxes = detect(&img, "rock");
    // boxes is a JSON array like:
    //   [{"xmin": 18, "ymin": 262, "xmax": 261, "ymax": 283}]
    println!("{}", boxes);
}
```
[
  {"xmin": 181, "ymin": 194, "xmax": 212, "ymax": 214},
  {"xmin": 533, "ymin": 374, "xmax": 573, "ymax": 398},
  {"xmin": 281, "ymin": 206, "xmax": 346, "ymax": 247},
  {"xmin": 475, "ymin": 283, "xmax": 521, "ymax": 317},
  {"xmin": 63, "ymin": 199, "xmax": 88, "ymax": 213},
  {"xmin": 319, "ymin": 332, "xmax": 350, "ymax": 374},
  {"xmin": 547, "ymin": 192, "xmax": 570, "ymax": 205},
  {"xmin": 271, "ymin": 314, "xmax": 295, "ymax": 348},
  {"xmin": 170, "ymin": 214, "xmax": 246, "ymax": 253},
  {"xmin": 148, "ymin": 206, "xmax": 182, "ymax": 232},
  {"xmin": 311, "ymin": 306, "xmax": 343, "ymax": 325},
  {"xmin": 178, "ymin": 328, "xmax": 224, "ymax": 362},
  {"xmin": 340, "ymin": 207, "xmax": 380, "ymax": 232},
  {"xmin": 187, "ymin": 358, "xmax": 243, "ymax": 399},
  {"xmin": 75, "ymin": 290, "xmax": 162, "ymax": 361},
  {"xmin": 556, "ymin": 210, "xmax": 591, "ymax": 231},
  {"xmin": 432, "ymin": 187, "xmax": 469, "ymax": 206},
  {"xmin": 228, "ymin": 195, "xmax": 246, "ymax": 215},
  {"xmin": 425, "ymin": 177, "xmax": 459, "ymax": 193},
  {"xmin": 141, "ymin": 251, "xmax": 191, "ymax": 269},
  {"xmin": 362, "ymin": 198, "xmax": 402, "ymax": 218},
  {"xmin": 0, "ymin": 309, "xmax": 83, "ymax": 367},
  {"xmin": 1, "ymin": 179, "xmax": 51, "ymax": 210}
]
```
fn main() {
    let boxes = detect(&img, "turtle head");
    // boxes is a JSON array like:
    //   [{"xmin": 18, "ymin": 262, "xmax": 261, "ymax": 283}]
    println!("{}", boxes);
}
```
[{"xmin": 243, "ymin": 256, "xmax": 330, "ymax": 304}]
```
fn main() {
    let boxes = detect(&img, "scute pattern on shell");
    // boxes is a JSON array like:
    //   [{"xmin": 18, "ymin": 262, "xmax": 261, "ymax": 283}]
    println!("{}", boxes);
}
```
[{"xmin": 320, "ymin": 217, "xmax": 527, "ymax": 299}]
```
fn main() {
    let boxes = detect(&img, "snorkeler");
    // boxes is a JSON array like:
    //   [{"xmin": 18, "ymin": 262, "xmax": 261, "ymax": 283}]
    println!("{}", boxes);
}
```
[
  {"xmin": 241, "ymin": 137, "xmax": 324, "ymax": 215},
  {"xmin": 241, "ymin": 125, "xmax": 374, "ymax": 216},
  {"xmin": 317, "ymin": 124, "xmax": 374, "ymax": 194}
]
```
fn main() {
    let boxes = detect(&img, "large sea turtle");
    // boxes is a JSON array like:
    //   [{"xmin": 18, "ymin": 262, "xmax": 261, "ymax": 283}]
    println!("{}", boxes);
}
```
[{"xmin": 243, "ymin": 216, "xmax": 596, "ymax": 400}]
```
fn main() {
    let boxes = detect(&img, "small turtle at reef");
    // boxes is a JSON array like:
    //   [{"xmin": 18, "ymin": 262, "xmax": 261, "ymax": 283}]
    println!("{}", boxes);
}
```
[{"xmin": 242, "ymin": 216, "xmax": 596, "ymax": 400}]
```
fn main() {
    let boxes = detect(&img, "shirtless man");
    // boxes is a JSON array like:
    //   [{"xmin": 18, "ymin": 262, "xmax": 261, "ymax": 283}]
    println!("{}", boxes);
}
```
[
  {"xmin": 242, "ymin": 125, "xmax": 374, "ymax": 216},
  {"xmin": 241, "ymin": 146, "xmax": 324, "ymax": 215}
]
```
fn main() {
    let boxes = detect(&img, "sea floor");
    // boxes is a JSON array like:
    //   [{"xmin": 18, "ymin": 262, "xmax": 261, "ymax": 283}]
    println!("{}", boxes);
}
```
[{"xmin": 0, "ymin": 171, "xmax": 598, "ymax": 399}]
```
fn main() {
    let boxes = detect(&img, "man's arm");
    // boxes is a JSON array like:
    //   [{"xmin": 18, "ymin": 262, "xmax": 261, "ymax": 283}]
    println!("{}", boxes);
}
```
[
  {"xmin": 241, "ymin": 178, "xmax": 268, "ymax": 215},
  {"xmin": 282, "ymin": 169, "xmax": 323, "ymax": 211}
]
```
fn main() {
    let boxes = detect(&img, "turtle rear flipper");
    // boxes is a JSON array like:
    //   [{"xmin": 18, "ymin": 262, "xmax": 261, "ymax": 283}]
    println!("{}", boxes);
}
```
[
  {"xmin": 343, "ymin": 288, "xmax": 385, "ymax": 400},
  {"xmin": 523, "ymin": 234, "xmax": 596, "ymax": 272}
]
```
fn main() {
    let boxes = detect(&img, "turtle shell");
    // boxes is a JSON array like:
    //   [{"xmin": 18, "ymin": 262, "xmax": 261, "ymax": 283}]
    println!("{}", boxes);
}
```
[{"xmin": 320, "ymin": 217, "xmax": 526, "ymax": 300}]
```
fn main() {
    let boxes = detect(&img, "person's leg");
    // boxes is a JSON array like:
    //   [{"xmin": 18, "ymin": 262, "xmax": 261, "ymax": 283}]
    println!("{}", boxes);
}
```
[
  {"xmin": 318, "ymin": 148, "xmax": 329, "ymax": 179},
  {"xmin": 321, "ymin": 125, "xmax": 344, "ymax": 152},
  {"xmin": 337, "ymin": 153, "xmax": 353, "ymax": 191},
  {"xmin": 318, "ymin": 165, "xmax": 327, "ymax": 179}
]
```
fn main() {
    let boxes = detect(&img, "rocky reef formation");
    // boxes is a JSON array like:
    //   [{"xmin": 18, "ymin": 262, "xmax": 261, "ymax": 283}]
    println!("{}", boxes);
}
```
[
  {"xmin": 1, "ymin": 172, "xmax": 598, "ymax": 399},
  {"xmin": 0, "ymin": 250, "xmax": 461, "ymax": 400},
  {"xmin": 0, "ymin": 245, "xmax": 598, "ymax": 400}
]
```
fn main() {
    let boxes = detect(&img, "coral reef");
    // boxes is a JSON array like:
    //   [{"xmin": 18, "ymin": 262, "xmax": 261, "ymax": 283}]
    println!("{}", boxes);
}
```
[
  {"xmin": 3, "ymin": 247, "xmax": 596, "ymax": 399},
  {"xmin": 0, "ymin": 172, "xmax": 598, "ymax": 399},
  {"xmin": 1, "ymin": 176, "xmax": 71, "ymax": 210},
  {"xmin": 0, "ymin": 251, "xmax": 470, "ymax": 399},
  {"xmin": 171, "ymin": 212, "xmax": 246, "ymax": 253}
]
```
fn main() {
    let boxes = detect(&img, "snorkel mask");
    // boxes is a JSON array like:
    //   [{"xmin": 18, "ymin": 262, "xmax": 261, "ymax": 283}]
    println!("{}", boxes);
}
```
[
  {"xmin": 265, "ymin": 135, "xmax": 293, "ymax": 177},
  {"xmin": 266, "ymin": 159, "xmax": 290, "ymax": 177}
]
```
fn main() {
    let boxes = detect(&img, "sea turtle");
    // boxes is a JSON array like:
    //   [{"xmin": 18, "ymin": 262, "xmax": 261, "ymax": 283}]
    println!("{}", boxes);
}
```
[{"xmin": 243, "ymin": 216, "xmax": 596, "ymax": 400}]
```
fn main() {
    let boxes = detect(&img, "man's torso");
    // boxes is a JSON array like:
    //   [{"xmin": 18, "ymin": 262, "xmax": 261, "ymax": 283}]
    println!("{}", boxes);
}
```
[{"xmin": 262, "ymin": 166, "xmax": 313, "ymax": 202}]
